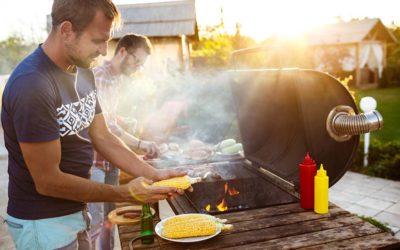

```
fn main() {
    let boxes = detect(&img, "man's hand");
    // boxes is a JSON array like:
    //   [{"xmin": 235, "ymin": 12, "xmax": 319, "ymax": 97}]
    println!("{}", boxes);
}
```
[
  {"xmin": 153, "ymin": 169, "xmax": 187, "ymax": 181},
  {"xmin": 140, "ymin": 140, "xmax": 158, "ymax": 157},
  {"xmin": 153, "ymin": 169, "xmax": 194, "ymax": 192},
  {"xmin": 121, "ymin": 176, "xmax": 184, "ymax": 203}
]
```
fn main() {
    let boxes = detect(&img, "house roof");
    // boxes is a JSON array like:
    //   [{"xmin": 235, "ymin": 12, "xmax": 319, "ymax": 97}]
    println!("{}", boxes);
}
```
[
  {"xmin": 113, "ymin": 0, "xmax": 198, "ymax": 39},
  {"xmin": 306, "ymin": 18, "xmax": 397, "ymax": 46}
]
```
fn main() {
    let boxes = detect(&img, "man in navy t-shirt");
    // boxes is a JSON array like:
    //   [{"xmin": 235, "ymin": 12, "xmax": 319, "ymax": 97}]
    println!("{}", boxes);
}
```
[{"xmin": 1, "ymin": 1, "xmax": 185, "ymax": 249}]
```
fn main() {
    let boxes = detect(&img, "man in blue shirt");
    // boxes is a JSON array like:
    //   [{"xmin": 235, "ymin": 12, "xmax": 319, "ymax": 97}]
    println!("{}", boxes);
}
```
[{"xmin": 1, "ymin": 1, "xmax": 185, "ymax": 249}]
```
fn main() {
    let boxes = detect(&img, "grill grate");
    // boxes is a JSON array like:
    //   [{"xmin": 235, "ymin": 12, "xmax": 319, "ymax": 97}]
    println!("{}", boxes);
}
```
[{"xmin": 183, "ymin": 162, "xmax": 298, "ymax": 214}]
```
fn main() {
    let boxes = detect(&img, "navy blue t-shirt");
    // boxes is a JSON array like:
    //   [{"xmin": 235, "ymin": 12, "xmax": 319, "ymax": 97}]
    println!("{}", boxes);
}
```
[{"xmin": 1, "ymin": 46, "xmax": 102, "ymax": 219}]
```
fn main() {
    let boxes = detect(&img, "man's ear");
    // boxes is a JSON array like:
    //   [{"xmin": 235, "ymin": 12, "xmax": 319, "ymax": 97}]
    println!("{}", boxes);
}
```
[
  {"xmin": 59, "ymin": 21, "xmax": 74, "ymax": 39},
  {"xmin": 118, "ymin": 47, "xmax": 127, "ymax": 56}
]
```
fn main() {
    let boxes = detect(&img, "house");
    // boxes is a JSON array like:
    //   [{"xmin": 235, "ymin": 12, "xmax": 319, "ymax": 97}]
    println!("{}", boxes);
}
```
[
  {"xmin": 112, "ymin": 0, "xmax": 198, "ymax": 77},
  {"xmin": 306, "ymin": 18, "xmax": 397, "ymax": 87}
]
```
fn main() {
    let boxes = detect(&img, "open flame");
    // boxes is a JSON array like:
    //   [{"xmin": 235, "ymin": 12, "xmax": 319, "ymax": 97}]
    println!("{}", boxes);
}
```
[
  {"xmin": 217, "ymin": 198, "xmax": 228, "ymax": 211},
  {"xmin": 204, "ymin": 182, "xmax": 240, "ymax": 212},
  {"xmin": 228, "ymin": 186, "xmax": 240, "ymax": 196},
  {"xmin": 223, "ymin": 182, "xmax": 240, "ymax": 196}
]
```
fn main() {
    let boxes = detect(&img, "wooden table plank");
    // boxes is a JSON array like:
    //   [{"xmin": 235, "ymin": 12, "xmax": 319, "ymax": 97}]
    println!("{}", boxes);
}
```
[
  {"xmin": 223, "ymin": 223, "xmax": 390, "ymax": 249},
  {"xmin": 219, "ymin": 206, "xmax": 349, "ymax": 235},
  {"xmin": 117, "ymin": 203, "xmax": 400, "ymax": 250},
  {"xmin": 118, "ymin": 203, "xmax": 345, "ymax": 248},
  {"xmin": 299, "ymin": 232, "xmax": 400, "ymax": 250},
  {"xmin": 118, "ymin": 202, "xmax": 306, "ymax": 237},
  {"xmin": 223, "ymin": 206, "xmax": 347, "ymax": 225},
  {"xmin": 158, "ymin": 215, "xmax": 362, "ymax": 250},
  {"xmin": 217, "ymin": 202, "xmax": 311, "ymax": 221},
  {"xmin": 118, "ymin": 217, "xmax": 160, "ymax": 235}
]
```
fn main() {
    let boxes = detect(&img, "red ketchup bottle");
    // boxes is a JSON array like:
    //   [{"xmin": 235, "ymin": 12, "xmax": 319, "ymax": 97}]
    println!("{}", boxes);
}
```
[{"xmin": 299, "ymin": 152, "xmax": 317, "ymax": 209}]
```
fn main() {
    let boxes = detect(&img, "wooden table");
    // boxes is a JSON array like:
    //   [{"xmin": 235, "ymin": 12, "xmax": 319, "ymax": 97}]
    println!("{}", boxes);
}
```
[{"xmin": 117, "ymin": 202, "xmax": 400, "ymax": 249}]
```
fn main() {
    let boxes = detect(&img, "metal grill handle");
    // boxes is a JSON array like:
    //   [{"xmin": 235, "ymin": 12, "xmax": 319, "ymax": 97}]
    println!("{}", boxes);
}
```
[{"xmin": 326, "ymin": 105, "xmax": 383, "ymax": 142}]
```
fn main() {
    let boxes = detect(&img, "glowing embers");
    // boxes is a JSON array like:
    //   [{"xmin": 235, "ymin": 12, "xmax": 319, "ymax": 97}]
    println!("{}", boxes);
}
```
[
  {"xmin": 226, "ymin": 183, "xmax": 240, "ymax": 196},
  {"xmin": 205, "ymin": 182, "xmax": 240, "ymax": 212}
]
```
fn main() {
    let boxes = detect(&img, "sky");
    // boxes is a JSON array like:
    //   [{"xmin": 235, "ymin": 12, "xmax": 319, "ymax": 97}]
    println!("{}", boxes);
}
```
[{"xmin": 0, "ymin": 0, "xmax": 400, "ymax": 42}]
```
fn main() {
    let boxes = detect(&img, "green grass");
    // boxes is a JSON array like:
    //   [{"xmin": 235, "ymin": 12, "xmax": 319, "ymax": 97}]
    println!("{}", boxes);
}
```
[
  {"xmin": 358, "ymin": 215, "xmax": 393, "ymax": 234},
  {"xmin": 353, "ymin": 87, "xmax": 400, "ymax": 142}
]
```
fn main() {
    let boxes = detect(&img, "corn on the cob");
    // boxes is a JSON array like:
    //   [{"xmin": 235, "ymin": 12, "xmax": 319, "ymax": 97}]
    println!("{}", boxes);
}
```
[
  {"xmin": 152, "ymin": 176, "xmax": 201, "ymax": 190},
  {"xmin": 162, "ymin": 215, "xmax": 216, "ymax": 238},
  {"xmin": 161, "ymin": 214, "xmax": 232, "ymax": 239},
  {"xmin": 163, "ymin": 214, "xmax": 212, "ymax": 228}
]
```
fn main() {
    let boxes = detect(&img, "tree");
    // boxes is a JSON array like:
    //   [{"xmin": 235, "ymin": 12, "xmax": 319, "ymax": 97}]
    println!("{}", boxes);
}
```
[
  {"xmin": 0, "ymin": 35, "xmax": 36, "ymax": 74},
  {"xmin": 379, "ymin": 25, "xmax": 400, "ymax": 87},
  {"xmin": 387, "ymin": 25, "xmax": 400, "ymax": 65},
  {"xmin": 232, "ymin": 22, "xmax": 257, "ymax": 50},
  {"xmin": 191, "ymin": 23, "xmax": 256, "ymax": 70}
]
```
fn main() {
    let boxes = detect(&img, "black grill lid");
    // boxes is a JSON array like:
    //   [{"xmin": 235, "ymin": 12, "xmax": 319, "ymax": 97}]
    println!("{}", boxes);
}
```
[{"xmin": 229, "ymin": 69, "xmax": 359, "ymax": 189}]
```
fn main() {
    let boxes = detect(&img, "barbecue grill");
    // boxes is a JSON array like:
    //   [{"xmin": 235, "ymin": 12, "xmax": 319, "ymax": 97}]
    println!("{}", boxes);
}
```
[{"xmin": 159, "ymin": 66, "xmax": 383, "ymax": 215}]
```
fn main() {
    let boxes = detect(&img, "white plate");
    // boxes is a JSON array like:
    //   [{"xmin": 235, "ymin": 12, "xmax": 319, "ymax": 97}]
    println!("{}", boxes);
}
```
[{"xmin": 155, "ymin": 214, "xmax": 221, "ymax": 243}]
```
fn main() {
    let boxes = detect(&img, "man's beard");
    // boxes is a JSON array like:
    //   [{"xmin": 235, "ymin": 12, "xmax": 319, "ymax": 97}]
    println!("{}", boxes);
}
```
[
  {"xmin": 70, "ymin": 52, "xmax": 99, "ymax": 69},
  {"xmin": 66, "ymin": 42, "xmax": 97, "ymax": 69},
  {"xmin": 120, "ymin": 57, "xmax": 136, "ymax": 76}
]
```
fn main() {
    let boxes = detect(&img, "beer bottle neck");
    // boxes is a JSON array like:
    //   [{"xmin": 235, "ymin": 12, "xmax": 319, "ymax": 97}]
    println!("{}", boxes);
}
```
[{"xmin": 142, "ymin": 203, "xmax": 151, "ymax": 214}]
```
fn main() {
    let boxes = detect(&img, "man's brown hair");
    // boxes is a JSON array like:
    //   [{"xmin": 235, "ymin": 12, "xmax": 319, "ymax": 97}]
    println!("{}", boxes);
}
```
[
  {"xmin": 115, "ymin": 33, "xmax": 152, "ymax": 55},
  {"xmin": 51, "ymin": 0, "xmax": 120, "ymax": 34}
]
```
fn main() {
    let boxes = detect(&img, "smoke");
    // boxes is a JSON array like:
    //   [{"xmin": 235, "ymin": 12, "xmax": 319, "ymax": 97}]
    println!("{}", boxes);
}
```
[{"xmin": 116, "ymin": 70, "xmax": 241, "ymax": 145}]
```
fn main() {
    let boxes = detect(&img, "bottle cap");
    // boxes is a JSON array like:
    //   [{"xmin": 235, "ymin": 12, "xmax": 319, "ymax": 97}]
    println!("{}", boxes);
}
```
[
  {"xmin": 301, "ymin": 152, "xmax": 316, "ymax": 165},
  {"xmin": 316, "ymin": 164, "xmax": 327, "ymax": 177}
]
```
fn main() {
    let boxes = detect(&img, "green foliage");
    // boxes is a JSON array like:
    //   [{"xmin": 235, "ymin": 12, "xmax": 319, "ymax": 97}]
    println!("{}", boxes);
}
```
[
  {"xmin": 0, "ymin": 35, "xmax": 36, "ymax": 74},
  {"xmin": 192, "ymin": 34, "xmax": 233, "ymax": 68},
  {"xmin": 352, "ymin": 140, "xmax": 400, "ymax": 181},
  {"xmin": 387, "ymin": 26, "xmax": 400, "ymax": 65},
  {"xmin": 353, "ymin": 87, "xmax": 400, "ymax": 142},
  {"xmin": 191, "ymin": 24, "xmax": 256, "ymax": 69},
  {"xmin": 337, "ymin": 75, "xmax": 355, "ymax": 99},
  {"xmin": 358, "ymin": 215, "xmax": 393, "ymax": 234},
  {"xmin": 379, "ymin": 64, "xmax": 400, "ymax": 88},
  {"xmin": 350, "ymin": 87, "xmax": 400, "ymax": 180},
  {"xmin": 381, "ymin": 26, "xmax": 400, "ymax": 87}
]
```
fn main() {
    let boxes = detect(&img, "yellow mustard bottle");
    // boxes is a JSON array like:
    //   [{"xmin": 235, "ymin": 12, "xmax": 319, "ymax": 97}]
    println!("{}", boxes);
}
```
[{"xmin": 314, "ymin": 164, "xmax": 329, "ymax": 214}]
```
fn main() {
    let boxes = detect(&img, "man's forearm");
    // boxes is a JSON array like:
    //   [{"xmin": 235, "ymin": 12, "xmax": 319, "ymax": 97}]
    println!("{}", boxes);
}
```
[
  {"xmin": 92, "ymin": 131, "xmax": 157, "ymax": 179},
  {"xmin": 108, "ymin": 119, "xmax": 139, "ymax": 148},
  {"xmin": 38, "ymin": 171, "xmax": 128, "ymax": 202},
  {"xmin": 120, "ymin": 131, "xmax": 140, "ymax": 148}
]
